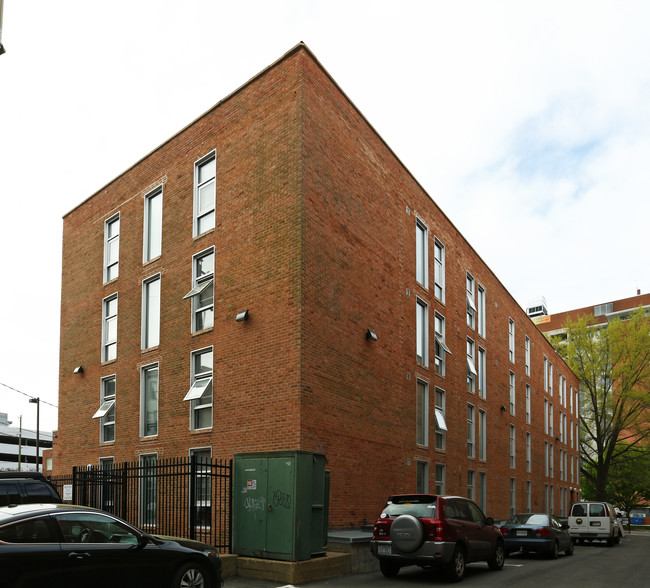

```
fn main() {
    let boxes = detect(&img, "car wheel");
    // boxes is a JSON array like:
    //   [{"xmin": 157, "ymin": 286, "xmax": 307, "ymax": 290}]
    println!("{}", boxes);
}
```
[
  {"xmin": 172, "ymin": 561, "xmax": 210, "ymax": 588},
  {"xmin": 488, "ymin": 541, "xmax": 505, "ymax": 570},
  {"xmin": 379, "ymin": 559, "xmax": 400, "ymax": 578},
  {"xmin": 390, "ymin": 514, "xmax": 425, "ymax": 553},
  {"xmin": 445, "ymin": 546, "xmax": 466, "ymax": 582},
  {"xmin": 549, "ymin": 541, "xmax": 559, "ymax": 559},
  {"xmin": 565, "ymin": 541, "xmax": 574, "ymax": 556}
]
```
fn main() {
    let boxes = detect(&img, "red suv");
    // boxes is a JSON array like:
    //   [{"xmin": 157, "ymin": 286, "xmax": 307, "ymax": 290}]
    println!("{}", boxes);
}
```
[{"xmin": 370, "ymin": 494, "xmax": 505, "ymax": 582}]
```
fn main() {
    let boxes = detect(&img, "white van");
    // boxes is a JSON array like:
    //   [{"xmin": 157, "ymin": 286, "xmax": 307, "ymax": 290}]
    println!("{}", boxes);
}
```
[{"xmin": 569, "ymin": 501, "xmax": 622, "ymax": 546}]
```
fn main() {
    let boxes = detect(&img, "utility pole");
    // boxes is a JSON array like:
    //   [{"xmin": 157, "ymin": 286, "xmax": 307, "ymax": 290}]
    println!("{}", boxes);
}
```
[
  {"xmin": 0, "ymin": 0, "xmax": 6, "ymax": 55},
  {"xmin": 29, "ymin": 398, "xmax": 40, "ymax": 471}
]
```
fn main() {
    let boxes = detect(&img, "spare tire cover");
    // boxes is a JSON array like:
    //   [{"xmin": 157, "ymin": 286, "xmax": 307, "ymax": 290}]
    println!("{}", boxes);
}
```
[{"xmin": 390, "ymin": 514, "xmax": 424, "ymax": 553}]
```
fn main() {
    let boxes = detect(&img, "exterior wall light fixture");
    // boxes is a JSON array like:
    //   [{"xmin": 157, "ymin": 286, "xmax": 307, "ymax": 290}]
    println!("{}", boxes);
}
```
[
  {"xmin": 236, "ymin": 310, "xmax": 249, "ymax": 322},
  {"xmin": 366, "ymin": 329, "xmax": 378, "ymax": 341}
]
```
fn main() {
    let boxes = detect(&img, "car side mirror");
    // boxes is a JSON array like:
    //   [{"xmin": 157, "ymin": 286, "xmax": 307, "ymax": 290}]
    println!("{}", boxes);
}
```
[
  {"xmin": 137, "ymin": 534, "xmax": 150, "ymax": 549},
  {"xmin": 485, "ymin": 517, "xmax": 494, "ymax": 526}
]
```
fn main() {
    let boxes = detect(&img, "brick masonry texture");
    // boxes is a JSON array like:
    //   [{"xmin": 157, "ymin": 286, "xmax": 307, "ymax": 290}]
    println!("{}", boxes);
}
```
[{"xmin": 53, "ymin": 44, "xmax": 580, "ymax": 527}]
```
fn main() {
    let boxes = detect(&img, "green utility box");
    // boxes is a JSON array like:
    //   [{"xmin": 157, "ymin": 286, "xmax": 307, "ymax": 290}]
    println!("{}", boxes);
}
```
[{"xmin": 233, "ymin": 450, "xmax": 329, "ymax": 561}]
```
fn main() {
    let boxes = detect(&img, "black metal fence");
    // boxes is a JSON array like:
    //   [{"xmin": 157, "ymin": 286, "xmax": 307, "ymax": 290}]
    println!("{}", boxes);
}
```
[{"xmin": 47, "ymin": 457, "xmax": 232, "ymax": 552}]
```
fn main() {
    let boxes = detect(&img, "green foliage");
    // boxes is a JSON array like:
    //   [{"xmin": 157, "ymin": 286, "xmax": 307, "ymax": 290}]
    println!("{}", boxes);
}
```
[{"xmin": 551, "ymin": 307, "xmax": 650, "ymax": 500}]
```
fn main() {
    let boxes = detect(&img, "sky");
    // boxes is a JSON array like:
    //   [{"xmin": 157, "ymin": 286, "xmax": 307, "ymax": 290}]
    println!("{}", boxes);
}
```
[{"xmin": 1, "ymin": 1, "xmax": 649, "ymax": 433}]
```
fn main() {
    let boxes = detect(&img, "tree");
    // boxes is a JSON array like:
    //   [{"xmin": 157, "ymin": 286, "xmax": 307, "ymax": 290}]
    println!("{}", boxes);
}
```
[
  {"xmin": 606, "ymin": 443, "xmax": 650, "ymax": 527},
  {"xmin": 551, "ymin": 307, "xmax": 650, "ymax": 500}
]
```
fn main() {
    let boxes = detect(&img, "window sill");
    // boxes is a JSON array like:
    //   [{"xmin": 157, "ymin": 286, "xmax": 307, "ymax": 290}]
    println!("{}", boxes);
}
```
[
  {"xmin": 192, "ymin": 327, "xmax": 214, "ymax": 337},
  {"xmin": 190, "ymin": 428, "xmax": 213, "ymax": 434}
]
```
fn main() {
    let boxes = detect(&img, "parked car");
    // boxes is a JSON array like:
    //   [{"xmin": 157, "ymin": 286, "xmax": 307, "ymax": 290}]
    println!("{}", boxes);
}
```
[
  {"xmin": 0, "ymin": 503, "xmax": 222, "ymax": 588},
  {"xmin": 0, "ymin": 471, "xmax": 62, "ymax": 506},
  {"xmin": 568, "ymin": 501, "xmax": 622, "ymax": 546},
  {"xmin": 370, "ymin": 494, "xmax": 505, "ymax": 582},
  {"xmin": 500, "ymin": 513, "xmax": 573, "ymax": 558}
]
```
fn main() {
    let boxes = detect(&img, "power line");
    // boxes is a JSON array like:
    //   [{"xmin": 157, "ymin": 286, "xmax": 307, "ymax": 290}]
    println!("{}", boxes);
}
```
[{"xmin": 0, "ymin": 382, "xmax": 58, "ymax": 409}]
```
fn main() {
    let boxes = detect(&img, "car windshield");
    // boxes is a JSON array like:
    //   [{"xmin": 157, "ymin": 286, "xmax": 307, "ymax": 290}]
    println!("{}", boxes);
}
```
[
  {"xmin": 508, "ymin": 514, "xmax": 549, "ymax": 526},
  {"xmin": 382, "ymin": 497, "xmax": 437, "ymax": 518}
]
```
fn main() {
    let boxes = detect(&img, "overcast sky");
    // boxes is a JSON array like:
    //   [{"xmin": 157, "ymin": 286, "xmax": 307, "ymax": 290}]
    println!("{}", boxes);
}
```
[{"xmin": 1, "ymin": 1, "xmax": 649, "ymax": 433}]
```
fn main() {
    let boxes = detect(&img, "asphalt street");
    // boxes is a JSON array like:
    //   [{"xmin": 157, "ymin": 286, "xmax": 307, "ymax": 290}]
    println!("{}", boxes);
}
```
[{"xmin": 224, "ymin": 531, "xmax": 650, "ymax": 587}]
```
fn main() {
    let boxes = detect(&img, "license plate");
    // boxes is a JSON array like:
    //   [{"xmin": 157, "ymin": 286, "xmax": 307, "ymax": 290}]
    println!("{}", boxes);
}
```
[
  {"xmin": 516, "ymin": 530, "xmax": 528, "ymax": 537},
  {"xmin": 590, "ymin": 521, "xmax": 601, "ymax": 527},
  {"xmin": 378, "ymin": 545, "xmax": 391, "ymax": 555}
]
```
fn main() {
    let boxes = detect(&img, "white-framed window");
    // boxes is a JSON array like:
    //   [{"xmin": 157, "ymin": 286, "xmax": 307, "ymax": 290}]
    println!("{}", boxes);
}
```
[
  {"xmin": 477, "ymin": 285, "xmax": 486, "ymax": 338},
  {"xmin": 416, "ymin": 218, "xmax": 428, "ymax": 288},
  {"xmin": 526, "ymin": 432, "xmax": 531, "ymax": 472},
  {"xmin": 545, "ymin": 442, "xmax": 549, "ymax": 476},
  {"xmin": 571, "ymin": 454, "xmax": 575, "ymax": 483},
  {"xmin": 416, "ymin": 379, "xmax": 429, "ymax": 446},
  {"xmin": 189, "ymin": 447, "xmax": 212, "ymax": 529},
  {"xmin": 550, "ymin": 485, "xmax": 554, "ymax": 513},
  {"xmin": 102, "ymin": 294, "xmax": 118, "ymax": 362},
  {"xmin": 477, "ymin": 347, "xmax": 486, "ymax": 399},
  {"xmin": 466, "ymin": 272, "xmax": 476, "ymax": 329},
  {"xmin": 570, "ymin": 419, "xmax": 574, "ymax": 448},
  {"xmin": 142, "ymin": 274, "xmax": 161, "ymax": 350},
  {"xmin": 434, "ymin": 312, "xmax": 451, "ymax": 376},
  {"xmin": 544, "ymin": 399, "xmax": 549, "ymax": 434},
  {"xmin": 559, "ymin": 449, "xmax": 564, "ymax": 481},
  {"xmin": 559, "ymin": 411, "xmax": 564, "ymax": 443},
  {"xmin": 140, "ymin": 364, "xmax": 159, "ymax": 437},
  {"xmin": 478, "ymin": 409, "xmax": 486, "ymax": 460},
  {"xmin": 570, "ymin": 385, "xmax": 574, "ymax": 414},
  {"xmin": 93, "ymin": 375, "xmax": 116, "ymax": 443},
  {"xmin": 194, "ymin": 150, "xmax": 216, "ymax": 236},
  {"xmin": 510, "ymin": 478, "xmax": 516, "ymax": 517},
  {"xmin": 509, "ymin": 371, "xmax": 516, "ymax": 415},
  {"xmin": 139, "ymin": 453, "xmax": 157, "ymax": 527},
  {"xmin": 434, "ymin": 238, "xmax": 445, "ymax": 302},
  {"xmin": 143, "ymin": 187, "xmax": 163, "ymax": 262},
  {"xmin": 525, "ymin": 336, "xmax": 530, "ymax": 376},
  {"xmin": 526, "ymin": 480, "xmax": 532, "ymax": 512},
  {"xmin": 416, "ymin": 298, "xmax": 429, "ymax": 367},
  {"xmin": 508, "ymin": 317, "xmax": 515, "ymax": 363},
  {"xmin": 434, "ymin": 387, "xmax": 447, "ymax": 451},
  {"xmin": 416, "ymin": 461, "xmax": 429, "ymax": 493},
  {"xmin": 98, "ymin": 456, "xmax": 115, "ymax": 510},
  {"xmin": 467, "ymin": 338, "xmax": 476, "ymax": 393},
  {"xmin": 435, "ymin": 463, "xmax": 446, "ymax": 495},
  {"xmin": 184, "ymin": 248, "xmax": 214, "ymax": 332},
  {"xmin": 575, "ymin": 390, "xmax": 579, "ymax": 418},
  {"xmin": 184, "ymin": 347, "xmax": 213, "ymax": 431},
  {"xmin": 467, "ymin": 404, "xmax": 475, "ymax": 458},
  {"xmin": 549, "ymin": 443, "xmax": 554, "ymax": 478},
  {"xmin": 549, "ymin": 362, "xmax": 554, "ymax": 396},
  {"xmin": 478, "ymin": 472, "xmax": 487, "ymax": 511},
  {"xmin": 525, "ymin": 384, "xmax": 531, "ymax": 424},
  {"xmin": 510, "ymin": 425, "xmax": 516, "ymax": 468},
  {"xmin": 104, "ymin": 213, "xmax": 120, "ymax": 283},
  {"xmin": 544, "ymin": 356, "xmax": 548, "ymax": 392},
  {"xmin": 549, "ymin": 403, "xmax": 554, "ymax": 437},
  {"xmin": 467, "ymin": 470, "xmax": 476, "ymax": 501}
]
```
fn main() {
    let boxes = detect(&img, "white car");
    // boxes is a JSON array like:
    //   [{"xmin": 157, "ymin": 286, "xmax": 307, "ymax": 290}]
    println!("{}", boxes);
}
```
[{"xmin": 568, "ymin": 501, "xmax": 622, "ymax": 546}]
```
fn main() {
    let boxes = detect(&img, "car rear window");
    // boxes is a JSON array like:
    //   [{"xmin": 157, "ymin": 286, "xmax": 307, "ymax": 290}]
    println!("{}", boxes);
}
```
[
  {"xmin": 508, "ymin": 514, "xmax": 549, "ymax": 526},
  {"xmin": 24, "ymin": 482, "xmax": 59, "ymax": 502},
  {"xmin": 382, "ymin": 496, "xmax": 437, "ymax": 518},
  {"xmin": 571, "ymin": 503, "xmax": 587, "ymax": 516}
]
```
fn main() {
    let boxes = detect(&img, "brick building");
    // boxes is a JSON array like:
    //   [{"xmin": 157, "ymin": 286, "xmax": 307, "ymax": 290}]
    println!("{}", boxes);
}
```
[
  {"xmin": 532, "ymin": 290, "xmax": 650, "ymax": 335},
  {"xmin": 52, "ymin": 43, "xmax": 580, "ymax": 526}
]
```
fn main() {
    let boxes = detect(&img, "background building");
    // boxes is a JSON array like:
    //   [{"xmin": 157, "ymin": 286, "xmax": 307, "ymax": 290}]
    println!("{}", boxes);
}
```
[
  {"xmin": 52, "ymin": 43, "xmax": 579, "ymax": 526},
  {"xmin": 532, "ymin": 290, "xmax": 650, "ymax": 335},
  {"xmin": 0, "ymin": 412, "xmax": 53, "ymax": 472}
]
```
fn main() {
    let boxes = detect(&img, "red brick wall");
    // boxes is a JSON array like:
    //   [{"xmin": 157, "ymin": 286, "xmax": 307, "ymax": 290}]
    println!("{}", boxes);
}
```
[{"xmin": 55, "ymin": 44, "xmax": 580, "ymax": 528}]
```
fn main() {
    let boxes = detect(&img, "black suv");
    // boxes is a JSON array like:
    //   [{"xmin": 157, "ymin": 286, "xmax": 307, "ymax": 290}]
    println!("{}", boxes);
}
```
[
  {"xmin": 370, "ymin": 494, "xmax": 505, "ymax": 582},
  {"xmin": 0, "ymin": 472, "xmax": 62, "ymax": 506}
]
